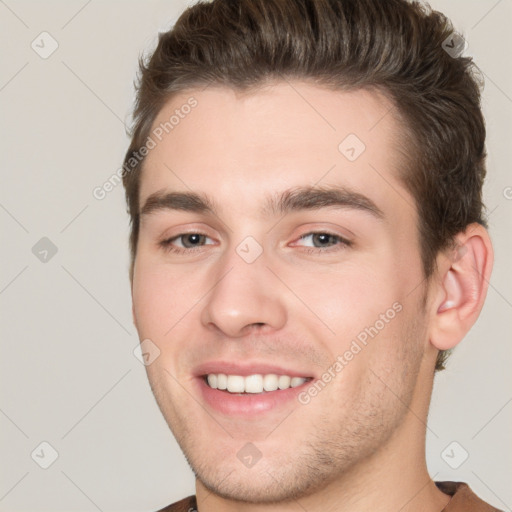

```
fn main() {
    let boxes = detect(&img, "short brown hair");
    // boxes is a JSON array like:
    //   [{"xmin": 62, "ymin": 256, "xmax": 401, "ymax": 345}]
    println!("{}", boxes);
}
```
[{"xmin": 122, "ymin": 0, "xmax": 488, "ymax": 371}]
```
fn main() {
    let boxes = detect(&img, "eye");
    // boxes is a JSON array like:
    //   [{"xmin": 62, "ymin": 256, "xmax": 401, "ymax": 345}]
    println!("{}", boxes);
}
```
[
  {"xmin": 158, "ymin": 231, "xmax": 350, "ymax": 255},
  {"xmin": 293, "ymin": 232, "xmax": 351, "ymax": 251},
  {"xmin": 159, "ymin": 233, "xmax": 215, "ymax": 253}
]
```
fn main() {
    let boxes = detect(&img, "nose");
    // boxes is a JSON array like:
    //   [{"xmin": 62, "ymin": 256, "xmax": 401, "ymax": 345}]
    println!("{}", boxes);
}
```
[{"xmin": 200, "ymin": 248, "xmax": 287, "ymax": 338}]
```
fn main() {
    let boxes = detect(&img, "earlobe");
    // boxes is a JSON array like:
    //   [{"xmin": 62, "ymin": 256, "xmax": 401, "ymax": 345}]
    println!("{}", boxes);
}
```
[{"xmin": 430, "ymin": 223, "xmax": 493, "ymax": 351}]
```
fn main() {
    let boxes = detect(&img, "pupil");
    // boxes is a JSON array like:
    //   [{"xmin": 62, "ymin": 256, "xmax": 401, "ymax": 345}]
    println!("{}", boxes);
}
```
[
  {"xmin": 185, "ymin": 234, "xmax": 202, "ymax": 247},
  {"xmin": 314, "ymin": 233, "xmax": 332, "ymax": 246}
]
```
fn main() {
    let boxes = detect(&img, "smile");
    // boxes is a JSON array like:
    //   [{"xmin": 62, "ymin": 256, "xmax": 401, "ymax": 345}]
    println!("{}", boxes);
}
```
[{"xmin": 205, "ymin": 373, "xmax": 312, "ymax": 394}]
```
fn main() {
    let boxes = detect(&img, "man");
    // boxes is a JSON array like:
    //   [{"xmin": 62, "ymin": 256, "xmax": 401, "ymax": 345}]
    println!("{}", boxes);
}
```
[{"xmin": 122, "ymin": 0, "xmax": 500, "ymax": 510}]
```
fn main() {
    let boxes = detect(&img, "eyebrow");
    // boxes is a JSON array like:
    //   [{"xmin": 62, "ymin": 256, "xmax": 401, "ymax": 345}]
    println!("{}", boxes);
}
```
[{"xmin": 140, "ymin": 186, "xmax": 385, "ymax": 220}]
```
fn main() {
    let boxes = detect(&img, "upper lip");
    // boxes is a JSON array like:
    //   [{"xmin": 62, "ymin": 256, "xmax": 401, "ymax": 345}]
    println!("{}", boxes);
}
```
[{"xmin": 194, "ymin": 361, "xmax": 315, "ymax": 378}]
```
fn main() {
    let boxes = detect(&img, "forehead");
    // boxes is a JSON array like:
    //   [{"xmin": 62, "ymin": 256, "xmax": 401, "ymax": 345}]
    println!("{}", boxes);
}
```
[{"xmin": 139, "ymin": 81, "xmax": 412, "ymax": 219}]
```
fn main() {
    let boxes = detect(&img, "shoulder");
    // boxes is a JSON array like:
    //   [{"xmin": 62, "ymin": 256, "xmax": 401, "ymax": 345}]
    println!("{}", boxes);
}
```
[
  {"xmin": 437, "ymin": 481, "xmax": 503, "ymax": 511},
  {"xmin": 154, "ymin": 495, "xmax": 197, "ymax": 512}
]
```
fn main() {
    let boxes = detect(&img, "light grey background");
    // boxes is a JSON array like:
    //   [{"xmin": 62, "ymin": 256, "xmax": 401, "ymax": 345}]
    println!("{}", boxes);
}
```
[{"xmin": 1, "ymin": 1, "xmax": 511, "ymax": 511}]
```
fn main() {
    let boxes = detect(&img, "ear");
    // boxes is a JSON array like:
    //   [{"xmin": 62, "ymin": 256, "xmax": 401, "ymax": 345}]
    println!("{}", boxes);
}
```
[{"xmin": 429, "ymin": 223, "xmax": 493, "ymax": 351}]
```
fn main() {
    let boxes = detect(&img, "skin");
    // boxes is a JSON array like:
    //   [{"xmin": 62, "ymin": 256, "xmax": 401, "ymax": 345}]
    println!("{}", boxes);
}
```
[{"xmin": 131, "ymin": 82, "xmax": 493, "ymax": 511}]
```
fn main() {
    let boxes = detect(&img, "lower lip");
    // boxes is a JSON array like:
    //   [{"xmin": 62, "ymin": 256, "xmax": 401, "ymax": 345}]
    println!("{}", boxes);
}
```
[{"xmin": 197, "ymin": 377, "xmax": 311, "ymax": 416}]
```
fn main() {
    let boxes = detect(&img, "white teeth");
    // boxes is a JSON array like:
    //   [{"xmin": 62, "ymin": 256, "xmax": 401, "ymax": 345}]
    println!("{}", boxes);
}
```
[
  {"xmin": 207, "ymin": 374, "xmax": 218, "ymax": 389},
  {"xmin": 217, "ymin": 373, "xmax": 227, "ymax": 390},
  {"xmin": 263, "ymin": 374, "xmax": 279, "ymax": 391},
  {"xmin": 245, "ymin": 374, "xmax": 263, "ymax": 393},
  {"xmin": 291, "ymin": 377, "xmax": 306, "ymax": 388},
  {"xmin": 278, "ymin": 375, "xmax": 291, "ymax": 390},
  {"xmin": 226, "ymin": 375, "xmax": 245, "ymax": 393},
  {"xmin": 206, "ymin": 373, "xmax": 309, "ymax": 394}
]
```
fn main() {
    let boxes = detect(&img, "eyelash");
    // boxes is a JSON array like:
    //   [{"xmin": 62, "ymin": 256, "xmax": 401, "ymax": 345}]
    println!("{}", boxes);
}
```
[{"xmin": 158, "ymin": 231, "xmax": 352, "ymax": 255}]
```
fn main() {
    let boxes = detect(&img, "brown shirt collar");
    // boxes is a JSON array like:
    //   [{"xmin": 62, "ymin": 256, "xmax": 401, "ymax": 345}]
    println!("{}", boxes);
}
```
[
  {"xmin": 437, "ymin": 481, "xmax": 503, "ymax": 511},
  {"xmin": 156, "ymin": 481, "xmax": 502, "ymax": 511}
]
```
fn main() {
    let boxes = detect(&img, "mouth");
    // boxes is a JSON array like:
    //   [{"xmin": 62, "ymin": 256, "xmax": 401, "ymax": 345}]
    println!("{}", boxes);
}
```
[
  {"xmin": 204, "ymin": 373, "xmax": 313, "ymax": 394},
  {"xmin": 193, "ymin": 363, "xmax": 316, "ymax": 416}
]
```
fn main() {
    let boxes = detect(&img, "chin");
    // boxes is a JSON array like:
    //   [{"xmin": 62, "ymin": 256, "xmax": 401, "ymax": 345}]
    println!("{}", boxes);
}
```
[
  {"xmin": 196, "ymin": 467, "xmax": 318, "ymax": 504},
  {"xmin": 186, "ymin": 439, "xmax": 347, "ymax": 504}
]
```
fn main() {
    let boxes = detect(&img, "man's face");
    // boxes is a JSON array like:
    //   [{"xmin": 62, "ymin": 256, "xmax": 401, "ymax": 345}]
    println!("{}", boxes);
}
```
[{"xmin": 132, "ymin": 82, "xmax": 434, "ymax": 502}]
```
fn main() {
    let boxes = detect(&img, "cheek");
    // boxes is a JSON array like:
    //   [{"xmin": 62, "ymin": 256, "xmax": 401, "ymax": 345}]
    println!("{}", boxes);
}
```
[
  {"xmin": 292, "ymin": 264, "xmax": 403, "ymax": 335},
  {"xmin": 132, "ymin": 261, "xmax": 193, "ymax": 340},
  {"xmin": 284, "ymin": 259, "xmax": 415, "ymax": 384}
]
